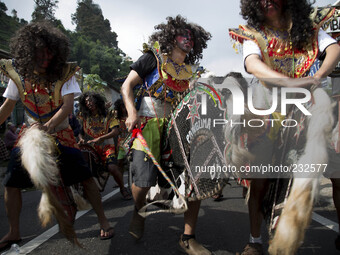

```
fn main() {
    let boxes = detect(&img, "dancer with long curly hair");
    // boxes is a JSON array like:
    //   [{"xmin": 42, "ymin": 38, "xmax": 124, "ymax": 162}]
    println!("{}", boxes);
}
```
[
  {"xmin": 78, "ymin": 92, "xmax": 131, "ymax": 200},
  {"xmin": 0, "ymin": 21, "xmax": 114, "ymax": 252},
  {"xmin": 121, "ymin": 15, "xmax": 211, "ymax": 254},
  {"xmin": 229, "ymin": 0, "xmax": 340, "ymax": 254}
]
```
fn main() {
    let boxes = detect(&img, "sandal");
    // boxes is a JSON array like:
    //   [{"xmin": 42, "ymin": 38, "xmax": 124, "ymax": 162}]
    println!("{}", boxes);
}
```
[
  {"xmin": 99, "ymin": 227, "xmax": 115, "ymax": 240},
  {"xmin": 120, "ymin": 187, "xmax": 132, "ymax": 200},
  {"xmin": 0, "ymin": 239, "xmax": 22, "ymax": 252}
]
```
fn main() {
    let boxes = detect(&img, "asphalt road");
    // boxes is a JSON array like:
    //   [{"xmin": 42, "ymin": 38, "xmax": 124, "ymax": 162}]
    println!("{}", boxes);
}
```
[{"xmin": 0, "ymin": 172, "xmax": 339, "ymax": 255}]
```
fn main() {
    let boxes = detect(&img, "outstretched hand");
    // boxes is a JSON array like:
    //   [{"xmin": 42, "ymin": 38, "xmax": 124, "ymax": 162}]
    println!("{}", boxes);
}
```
[{"xmin": 87, "ymin": 137, "xmax": 103, "ymax": 144}]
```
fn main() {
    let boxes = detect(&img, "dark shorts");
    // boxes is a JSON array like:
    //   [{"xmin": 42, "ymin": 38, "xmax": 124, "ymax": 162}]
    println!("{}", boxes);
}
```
[
  {"xmin": 3, "ymin": 144, "xmax": 93, "ymax": 189},
  {"xmin": 130, "ymin": 149, "xmax": 157, "ymax": 187}
]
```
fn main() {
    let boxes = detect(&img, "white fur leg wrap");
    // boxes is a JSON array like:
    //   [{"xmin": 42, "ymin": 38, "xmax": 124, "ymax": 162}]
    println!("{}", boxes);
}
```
[
  {"xmin": 269, "ymin": 88, "xmax": 333, "ymax": 255},
  {"xmin": 18, "ymin": 126, "xmax": 80, "ymax": 246},
  {"xmin": 38, "ymin": 192, "xmax": 53, "ymax": 226},
  {"xmin": 18, "ymin": 126, "xmax": 59, "ymax": 188}
]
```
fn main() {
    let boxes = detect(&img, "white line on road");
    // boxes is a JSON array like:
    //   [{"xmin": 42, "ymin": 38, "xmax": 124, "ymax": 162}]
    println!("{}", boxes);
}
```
[
  {"xmin": 19, "ymin": 187, "xmax": 121, "ymax": 254},
  {"xmin": 15, "ymin": 187, "xmax": 338, "ymax": 254},
  {"xmin": 312, "ymin": 212, "xmax": 339, "ymax": 232}
]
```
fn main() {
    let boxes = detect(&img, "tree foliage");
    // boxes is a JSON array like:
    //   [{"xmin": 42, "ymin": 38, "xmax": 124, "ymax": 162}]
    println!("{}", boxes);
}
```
[
  {"xmin": 71, "ymin": 0, "xmax": 117, "ymax": 48},
  {"xmin": 0, "ymin": 2, "xmax": 7, "ymax": 12},
  {"xmin": 69, "ymin": 0, "xmax": 132, "ymax": 85},
  {"xmin": 0, "ymin": 0, "xmax": 132, "ymax": 87},
  {"xmin": 0, "ymin": 2, "xmax": 27, "ymax": 52},
  {"xmin": 68, "ymin": 32, "xmax": 132, "ymax": 84},
  {"xmin": 83, "ymin": 73, "xmax": 105, "ymax": 93},
  {"xmin": 31, "ymin": 0, "xmax": 59, "ymax": 22}
]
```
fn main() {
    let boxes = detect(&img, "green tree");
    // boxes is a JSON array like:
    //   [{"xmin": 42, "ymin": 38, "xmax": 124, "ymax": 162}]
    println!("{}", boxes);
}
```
[
  {"xmin": 69, "ymin": 0, "xmax": 132, "ymax": 86},
  {"xmin": 0, "ymin": 2, "xmax": 27, "ymax": 52},
  {"xmin": 69, "ymin": 1, "xmax": 132, "ymax": 87},
  {"xmin": 0, "ymin": 2, "xmax": 7, "ymax": 13},
  {"xmin": 71, "ymin": 0, "xmax": 117, "ymax": 48},
  {"xmin": 83, "ymin": 73, "xmax": 105, "ymax": 93},
  {"xmin": 11, "ymin": 9, "xmax": 17, "ymax": 18},
  {"xmin": 32, "ymin": 0, "xmax": 59, "ymax": 22},
  {"xmin": 11, "ymin": 9, "xmax": 19, "ymax": 22},
  {"xmin": 68, "ymin": 33, "xmax": 132, "ymax": 84}
]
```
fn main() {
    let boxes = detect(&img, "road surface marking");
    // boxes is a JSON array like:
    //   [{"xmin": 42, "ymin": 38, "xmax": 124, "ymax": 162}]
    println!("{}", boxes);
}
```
[
  {"xmin": 19, "ymin": 187, "xmax": 121, "ymax": 254},
  {"xmin": 312, "ymin": 212, "xmax": 338, "ymax": 232}
]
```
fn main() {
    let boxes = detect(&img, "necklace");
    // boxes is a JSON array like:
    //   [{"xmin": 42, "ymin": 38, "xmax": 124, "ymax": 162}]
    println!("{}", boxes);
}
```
[
  {"xmin": 166, "ymin": 57, "xmax": 190, "ymax": 76},
  {"xmin": 163, "ymin": 56, "xmax": 193, "ymax": 80}
]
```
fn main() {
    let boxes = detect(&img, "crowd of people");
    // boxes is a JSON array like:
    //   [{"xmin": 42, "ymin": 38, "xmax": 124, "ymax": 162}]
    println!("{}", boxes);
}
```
[{"xmin": 0, "ymin": 0, "xmax": 340, "ymax": 254}]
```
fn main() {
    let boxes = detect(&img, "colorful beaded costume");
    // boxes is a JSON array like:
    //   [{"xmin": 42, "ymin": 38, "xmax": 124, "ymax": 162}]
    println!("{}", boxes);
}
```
[
  {"xmin": 0, "ymin": 59, "xmax": 80, "ymax": 148},
  {"xmin": 229, "ymin": 7, "xmax": 335, "ymax": 78},
  {"xmin": 135, "ymin": 42, "xmax": 195, "ymax": 108},
  {"xmin": 78, "ymin": 111, "xmax": 119, "ymax": 165}
]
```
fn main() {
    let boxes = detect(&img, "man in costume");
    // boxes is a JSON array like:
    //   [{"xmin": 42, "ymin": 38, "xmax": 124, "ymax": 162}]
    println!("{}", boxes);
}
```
[
  {"xmin": 229, "ymin": 0, "xmax": 340, "ymax": 254},
  {"xmin": 0, "ymin": 21, "xmax": 114, "ymax": 251},
  {"xmin": 121, "ymin": 15, "xmax": 211, "ymax": 254},
  {"xmin": 78, "ymin": 92, "xmax": 131, "ymax": 200}
]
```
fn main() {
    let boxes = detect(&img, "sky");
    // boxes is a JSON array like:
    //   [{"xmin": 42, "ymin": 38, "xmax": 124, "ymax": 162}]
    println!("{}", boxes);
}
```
[{"xmin": 2, "ymin": 0, "xmax": 336, "ymax": 77}]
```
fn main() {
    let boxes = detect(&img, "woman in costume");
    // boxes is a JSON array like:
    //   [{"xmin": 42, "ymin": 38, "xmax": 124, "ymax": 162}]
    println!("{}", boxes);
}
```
[
  {"xmin": 0, "ymin": 22, "xmax": 114, "ymax": 251},
  {"xmin": 229, "ymin": 0, "xmax": 340, "ymax": 254},
  {"xmin": 78, "ymin": 92, "xmax": 131, "ymax": 200},
  {"xmin": 121, "ymin": 15, "xmax": 212, "ymax": 254}
]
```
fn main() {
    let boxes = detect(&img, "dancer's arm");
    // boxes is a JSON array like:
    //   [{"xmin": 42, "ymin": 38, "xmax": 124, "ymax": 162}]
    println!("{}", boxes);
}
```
[
  {"xmin": 0, "ymin": 98, "xmax": 16, "ymax": 125},
  {"xmin": 314, "ymin": 43, "xmax": 340, "ymax": 79},
  {"xmin": 121, "ymin": 70, "xmax": 143, "ymax": 132},
  {"xmin": 245, "ymin": 54, "xmax": 320, "ymax": 88},
  {"xmin": 43, "ymin": 94, "xmax": 74, "ymax": 133},
  {"xmin": 87, "ymin": 127, "xmax": 120, "ymax": 144}
]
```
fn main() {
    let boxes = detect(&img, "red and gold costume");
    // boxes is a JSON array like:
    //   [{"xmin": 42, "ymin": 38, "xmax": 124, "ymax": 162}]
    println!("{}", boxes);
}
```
[
  {"xmin": 229, "ymin": 7, "xmax": 335, "ymax": 78},
  {"xmin": 0, "ymin": 59, "xmax": 92, "ymax": 188},
  {"xmin": 78, "ymin": 111, "xmax": 119, "ymax": 165},
  {"xmin": 0, "ymin": 59, "xmax": 80, "ymax": 148},
  {"xmin": 228, "ymin": 7, "xmax": 335, "ymax": 189}
]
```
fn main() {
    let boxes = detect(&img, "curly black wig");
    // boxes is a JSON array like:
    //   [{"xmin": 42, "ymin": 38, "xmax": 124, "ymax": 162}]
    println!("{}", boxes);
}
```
[
  {"xmin": 240, "ymin": 0, "xmax": 315, "ymax": 49},
  {"xmin": 149, "ymin": 15, "xmax": 212, "ymax": 65},
  {"xmin": 10, "ymin": 21, "xmax": 70, "ymax": 83},
  {"xmin": 78, "ymin": 91, "xmax": 107, "ymax": 119},
  {"xmin": 114, "ymin": 99, "xmax": 126, "ymax": 120}
]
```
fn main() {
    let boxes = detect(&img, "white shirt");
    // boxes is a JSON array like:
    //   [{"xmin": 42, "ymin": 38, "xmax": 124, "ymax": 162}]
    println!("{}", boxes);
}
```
[
  {"xmin": 243, "ymin": 29, "xmax": 337, "ymax": 68},
  {"xmin": 3, "ymin": 75, "xmax": 82, "ymax": 101},
  {"xmin": 243, "ymin": 29, "xmax": 336, "ymax": 111}
]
